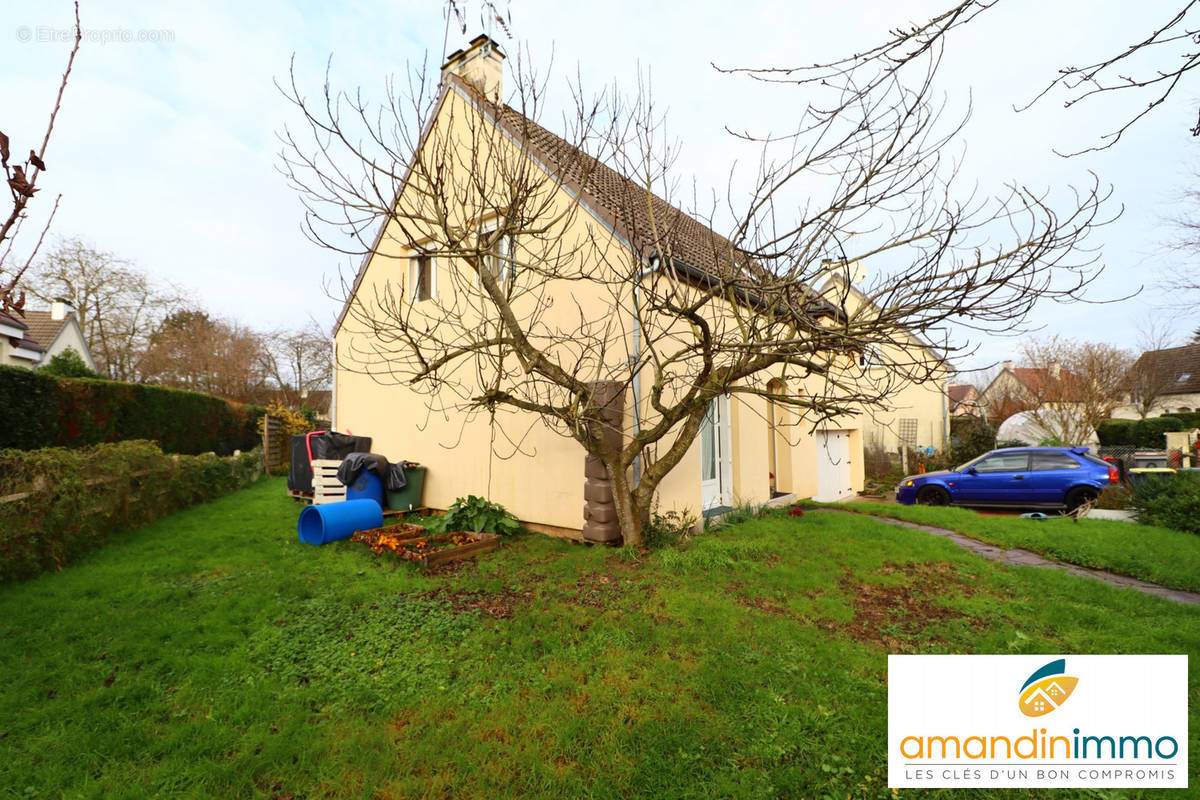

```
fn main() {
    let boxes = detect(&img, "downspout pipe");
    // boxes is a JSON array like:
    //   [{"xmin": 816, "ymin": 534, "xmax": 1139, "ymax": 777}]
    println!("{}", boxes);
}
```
[{"xmin": 631, "ymin": 255, "xmax": 661, "ymax": 487}]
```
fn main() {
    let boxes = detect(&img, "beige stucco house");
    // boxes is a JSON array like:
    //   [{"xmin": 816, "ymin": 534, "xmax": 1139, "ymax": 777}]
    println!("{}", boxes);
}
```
[
  {"xmin": 1111, "ymin": 342, "xmax": 1200, "ymax": 419},
  {"xmin": 332, "ymin": 36, "xmax": 865, "ymax": 540},
  {"xmin": 0, "ymin": 302, "xmax": 96, "ymax": 370}
]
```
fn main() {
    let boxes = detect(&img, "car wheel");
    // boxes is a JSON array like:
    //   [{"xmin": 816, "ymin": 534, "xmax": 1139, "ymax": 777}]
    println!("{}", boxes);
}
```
[
  {"xmin": 916, "ymin": 486, "xmax": 950, "ymax": 506},
  {"xmin": 1065, "ymin": 487, "xmax": 1098, "ymax": 511}
]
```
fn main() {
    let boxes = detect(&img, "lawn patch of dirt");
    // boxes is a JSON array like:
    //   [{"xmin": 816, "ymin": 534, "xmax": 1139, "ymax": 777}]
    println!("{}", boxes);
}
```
[
  {"xmin": 725, "ymin": 581, "xmax": 790, "ymax": 615},
  {"xmin": 831, "ymin": 561, "xmax": 984, "ymax": 651},
  {"xmin": 414, "ymin": 587, "xmax": 534, "ymax": 619}
]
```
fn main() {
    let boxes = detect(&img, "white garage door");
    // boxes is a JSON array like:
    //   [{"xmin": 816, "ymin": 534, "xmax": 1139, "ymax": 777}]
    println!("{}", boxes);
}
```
[{"xmin": 814, "ymin": 430, "xmax": 854, "ymax": 502}]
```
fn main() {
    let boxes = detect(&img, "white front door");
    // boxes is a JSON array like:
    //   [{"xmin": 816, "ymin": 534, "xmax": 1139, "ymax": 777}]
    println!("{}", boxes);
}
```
[
  {"xmin": 815, "ymin": 430, "xmax": 853, "ymax": 502},
  {"xmin": 700, "ymin": 396, "xmax": 732, "ymax": 510}
]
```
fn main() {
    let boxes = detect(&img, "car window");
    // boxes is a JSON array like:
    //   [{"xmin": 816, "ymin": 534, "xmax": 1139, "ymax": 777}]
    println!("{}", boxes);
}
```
[
  {"xmin": 1079, "ymin": 453, "xmax": 1111, "ymax": 467},
  {"xmin": 973, "ymin": 452, "xmax": 1030, "ymax": 473},
  {"xmin": 1031, "ymin": 452, "xmax": 1081, "ymax": 471}
]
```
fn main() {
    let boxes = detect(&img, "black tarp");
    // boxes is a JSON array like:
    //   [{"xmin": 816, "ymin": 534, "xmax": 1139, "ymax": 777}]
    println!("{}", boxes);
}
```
[
  {"xmin": 336, "ymin": 453, "xmax": 408, "ymax": 491},
  {"xmin": 288, "ymin": 432, "xmax": 373, "ymax": 492}
]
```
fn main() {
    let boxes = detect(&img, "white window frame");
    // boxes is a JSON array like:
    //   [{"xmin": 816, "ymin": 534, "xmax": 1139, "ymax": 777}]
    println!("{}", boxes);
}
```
[
  {"xmin": 478, "ymin": 227, "xmax": 514, "ymax": 284},
  {"xmin": 408, "ymin": 253, "xmax": 436, "ymax": 302}
]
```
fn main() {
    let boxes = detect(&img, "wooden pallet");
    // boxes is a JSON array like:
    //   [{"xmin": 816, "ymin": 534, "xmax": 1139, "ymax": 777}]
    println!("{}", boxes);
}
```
[{"xmin": 311, "ymin": 459, "xmax": 346, "ymax": 505}]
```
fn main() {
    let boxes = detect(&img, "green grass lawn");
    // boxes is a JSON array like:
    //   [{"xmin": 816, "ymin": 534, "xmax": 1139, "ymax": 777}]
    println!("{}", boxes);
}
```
[
  {"xmin": 835, "ymin": 502, "xmax": 1200, "ymax": 593},
  {"xmin": 1, "ymin": 478, "xmax": 1197, "ymax": 799}
]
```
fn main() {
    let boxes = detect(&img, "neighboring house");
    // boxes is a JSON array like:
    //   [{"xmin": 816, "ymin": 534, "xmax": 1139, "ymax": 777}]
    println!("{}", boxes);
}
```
[
  {"xmin": 333, "ymin": 36, "xmax": 866, "ymax": 540},
  {"xmin": 947, "ymin": 383, "xmax": 980, "ymax": 417},
  {"xmin": 1111, "ymin": 342, "xmax": 1200, "ymax": 419},
  {"xmin": 1, "ymin": 302, "xmax": 97, "ymax": 371},
  {"xmin": 819, "ymin": 269, "xmax": 949, "ymax": 455},
  {"xmin": 0, "ymin": 310, "xmax": 47, "ymax": 367},
  {"xmin": 978, "ymin": 360, "xmax": 1082, "ymax": 422}
]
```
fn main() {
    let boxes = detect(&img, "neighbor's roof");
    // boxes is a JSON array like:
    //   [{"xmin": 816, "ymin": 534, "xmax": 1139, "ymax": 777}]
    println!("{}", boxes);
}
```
[
  {"xmin": 0, "ymin": 310, "xmax": 27, "ymax": 331},
  {"xmin": 18, "ymin": 310, "xmax": 73, "ymax": 351},
  {"xmin": 947, "ymin": 383, "xmax": 977, "ymax": 405},
  {"xmin": 1007, "ymin": 366, "xmax": 1084, "ymax": 402},
  {"xmin": 1128, "ymin": 343, "xmax": 1200, "ymax": 395}
]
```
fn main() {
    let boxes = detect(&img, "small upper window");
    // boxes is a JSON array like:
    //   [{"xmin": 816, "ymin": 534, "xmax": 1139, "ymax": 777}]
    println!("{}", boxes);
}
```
[
  {"xmin": 1178, "ymin": 373, "xmax": 1192, "ymax": 382},
  {"xmin": 409, "ymin": 254, "xmax": 434, "ymax": 302},
  {"xmin": 480, "ymin": 229, "xmax": 514, "ymax": 283}
]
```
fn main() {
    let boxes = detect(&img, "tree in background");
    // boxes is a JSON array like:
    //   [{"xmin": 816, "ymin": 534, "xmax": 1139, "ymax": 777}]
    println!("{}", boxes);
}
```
[
  {"xmin": 1019, "ymin": 337, "xmax": 1133, "ymax": 444},
  {"xmin": 261, "ymin": 319, "xmax": 332, "ymax": 410},
  {"xmin": 26, "ymin": 238, "xmax": 188, "ymax": 381},
  {"xmin": 138, "ymin": 310, "xmax": 270, "ymax": 403},
  {"xmin": 0, "ymin": 3, "xmax": 80, "ymax": 317}
]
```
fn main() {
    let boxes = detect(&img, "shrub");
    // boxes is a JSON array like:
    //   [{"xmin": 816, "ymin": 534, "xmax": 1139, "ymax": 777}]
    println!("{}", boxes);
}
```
[
  {"xmin": 0, "ymin": 440, "xmax": 261, "ymax": 583},
  {"xmin": 1130, "ymin": 471, "xmax": 1200, "ymax": 535},
  {"xmin": 428, "ymin": 495, "xmax": 522, "ymax": 536},
  {"xmin": 642, "ymin": 505, "xmax": 698, "ymax": 549},
  {"xmin": 1094, "ymin": 485, "xmax": 1133, "ymax": 510},
  {"xmin": 0, "ymin": 366, "xmax": 263, "ymax": 454},
  {"xmin": 38, "ymin": 348, "xmax": 99, "ymax": 379}
]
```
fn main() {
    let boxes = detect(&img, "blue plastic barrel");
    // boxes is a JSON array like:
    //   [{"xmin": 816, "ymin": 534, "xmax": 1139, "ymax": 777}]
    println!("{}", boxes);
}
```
[
  {"xmin": 345, "ymin": 471, "xmax": 384, "ymax": 507},
  {"xmin": 297, "ymin": 500, "xmax": 383, "ymax": 546}
]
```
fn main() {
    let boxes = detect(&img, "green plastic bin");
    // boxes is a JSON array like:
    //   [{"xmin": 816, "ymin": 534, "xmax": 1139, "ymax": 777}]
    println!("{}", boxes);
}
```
[{"xmin": 386, "ymin": 466, "xmax": 427, "ymax": 511}]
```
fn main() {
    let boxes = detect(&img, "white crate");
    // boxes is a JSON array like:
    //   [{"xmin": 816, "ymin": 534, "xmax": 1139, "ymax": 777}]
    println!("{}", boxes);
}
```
[{"xmin": 311, "ymin": 459, "xmax": 346, "ymax": 505}]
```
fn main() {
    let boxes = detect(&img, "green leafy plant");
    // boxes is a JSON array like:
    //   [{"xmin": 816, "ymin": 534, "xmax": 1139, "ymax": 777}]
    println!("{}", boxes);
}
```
[
  {"xmin": 38, "ymin": 348, "xmax": 99, "ymax": 379},
  {"xmin": 1131, "ymin": 471, "xmax": 1200, "ymax": 535},
  {"xmin": 428, "ymin": 495, "xmax": 522, "ymax": 536},
  {"xmin": 642, "ymin": 505, "xmax": 698, "ymax": 549}
]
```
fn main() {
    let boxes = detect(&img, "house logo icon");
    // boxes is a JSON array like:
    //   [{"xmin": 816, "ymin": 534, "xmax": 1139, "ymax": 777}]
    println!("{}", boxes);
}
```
[{"xmin": 1018, "ymin": 659, "xmax": 1079, "ymax": 717}]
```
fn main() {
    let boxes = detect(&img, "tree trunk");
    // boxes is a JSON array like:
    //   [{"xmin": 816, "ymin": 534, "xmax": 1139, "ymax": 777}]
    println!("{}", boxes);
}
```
[{"xmin": 607, "ymin": 463, "xmax": 646, "ymax": 547}]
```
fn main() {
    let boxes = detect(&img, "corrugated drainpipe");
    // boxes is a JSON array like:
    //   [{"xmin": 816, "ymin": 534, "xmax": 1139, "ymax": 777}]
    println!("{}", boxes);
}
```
[{"xmin": 631, "ymin": 256, "xmax": 661, "ymax": 487}]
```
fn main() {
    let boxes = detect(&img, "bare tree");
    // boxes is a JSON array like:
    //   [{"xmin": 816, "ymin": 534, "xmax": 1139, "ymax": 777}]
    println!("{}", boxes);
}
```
[
  {"xmin": 26, "ymin": 237, "xmax": 189, "ymax": 381},
  {"xmin": 261, "ymin": 319, "xmax": 332, "ymax": 408},
  {"xmin": 138, "ymin": 309, "xmax": 270, "ymax": 403},
  {"xmin": 0, "ymin": 2, "xmax": 80, "ymax": 317},
  {"xmin": 280, "ymin": 31, "xmax": 1109, "ymax": 544},
  {"xmin": 975, "ymin": 365, "xmax": 1038, "ymax": 425},
  {"xmin": 1124, "ymin": 320, "xmax": 1182, "ymax": 418},
  {"xmin": 805, "ymin": 1, "xmax": 1200, "ymax": 154},
  {"xmin": 1019, "ymin": 337, "xmax": 1133, "ymax": 443}
]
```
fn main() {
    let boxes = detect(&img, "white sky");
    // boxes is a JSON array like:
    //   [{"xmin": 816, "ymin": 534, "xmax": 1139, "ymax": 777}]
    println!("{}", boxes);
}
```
[{"xmin": 2, "ymin": 0, "xmax": 1197, "ymax": 375}]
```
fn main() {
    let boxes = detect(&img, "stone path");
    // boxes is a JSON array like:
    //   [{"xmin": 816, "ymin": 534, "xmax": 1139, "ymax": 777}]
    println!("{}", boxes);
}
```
[{"xmin": 816, "ymin": 509, "xmax": 1200, "ymax": 606}]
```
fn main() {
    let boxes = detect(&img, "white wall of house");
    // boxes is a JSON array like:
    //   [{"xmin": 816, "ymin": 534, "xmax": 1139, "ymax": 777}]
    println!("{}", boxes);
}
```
[{"xmin": 1111, "ymin": 394, "xmax": 1200, "ymax": 420}]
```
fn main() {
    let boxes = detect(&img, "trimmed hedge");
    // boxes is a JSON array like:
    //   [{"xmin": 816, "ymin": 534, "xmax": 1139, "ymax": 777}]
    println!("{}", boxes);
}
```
[
  {"xmin": 0, "ymin": 366, "xmax": 264, "ymax": 455},
  {"xmin": 0, "ymin": 440, "xmax": 262, "ymax": 583},
  {"xmin": 1096, "ymin": 416, "xmax": 1184, "ymax": 448}
]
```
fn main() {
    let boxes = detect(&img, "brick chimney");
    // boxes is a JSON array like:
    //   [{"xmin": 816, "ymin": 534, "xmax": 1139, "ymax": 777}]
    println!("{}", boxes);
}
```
[
  {"xmin": 441, "ymin": 35, "xmax": 505, "ymax": 100},
  {"xmin": 1002, "ymin": 360, "xmax": 1014, "ymax": 371},
  {"xmin": 1048, "ymin": 361, "xmax": 1061, "ymax": 379}
]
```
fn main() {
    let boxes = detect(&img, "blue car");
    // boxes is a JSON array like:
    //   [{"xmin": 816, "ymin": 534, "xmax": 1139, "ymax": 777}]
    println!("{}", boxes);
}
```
[{"xmin": 895, "ymin": 447, "xmax": 1118, "ymax": 510}]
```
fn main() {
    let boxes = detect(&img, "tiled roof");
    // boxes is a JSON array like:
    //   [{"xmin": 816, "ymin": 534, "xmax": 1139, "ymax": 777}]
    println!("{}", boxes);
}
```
[
  {"xmin": 8, "ymin": 332, "xmax": 46, "ymax": 352},
  {"xmin": 947, "ymin": 383, "xmax": 977, "ymax": 404},
  {"xmin": 17, "ymin": 310, "xmax": 71, "ymax": 351},
  {"xmin": 449, "ymin": 74, "xmax": 772, "ymax": 285},
  {"xmin": 1008, "ymin": 366, "xmax": 1084, "ymax": 402},
  {"xmin": 0, "ymin": 310, "xmax": 27, "ymax": 331},
  {"xmin": 1129, "ymin": 343, "xmax": 1200, "ymax": 395}
]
